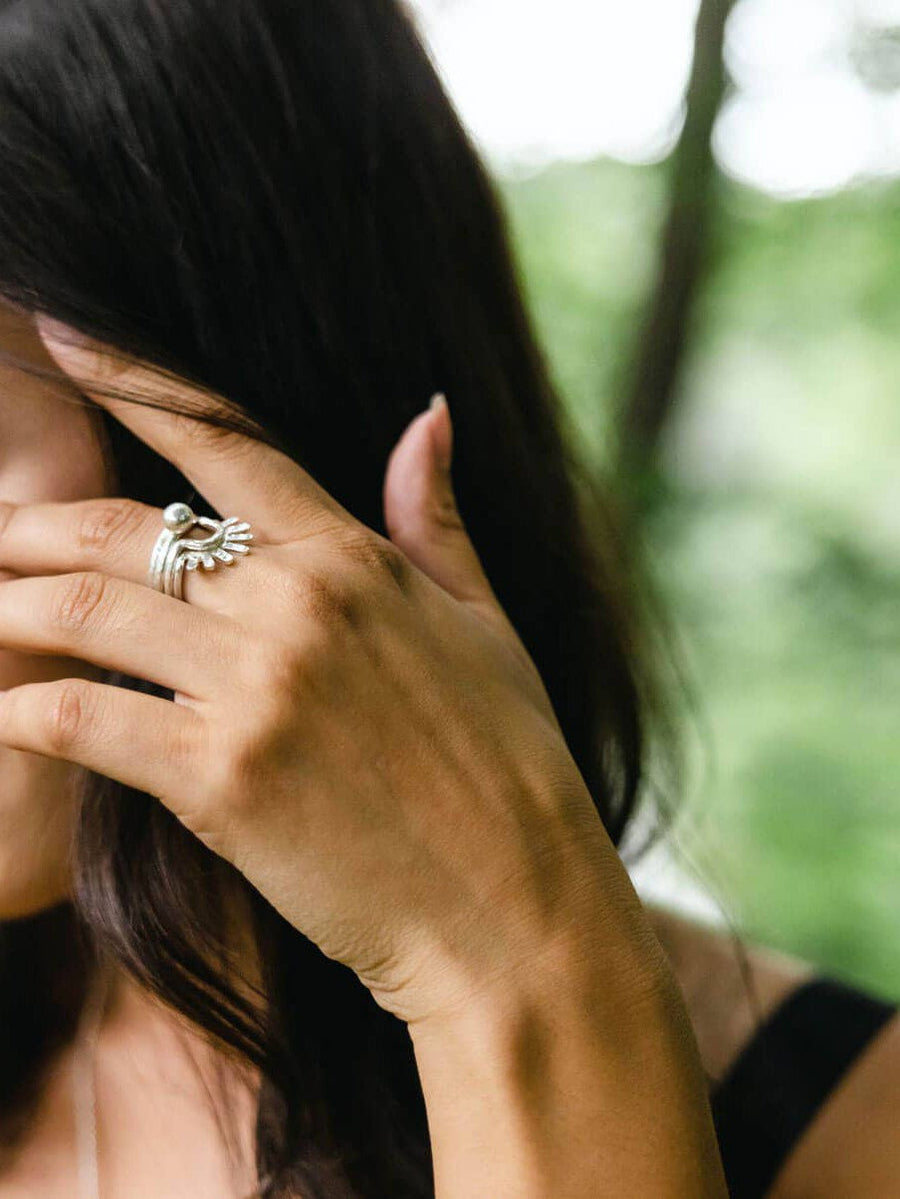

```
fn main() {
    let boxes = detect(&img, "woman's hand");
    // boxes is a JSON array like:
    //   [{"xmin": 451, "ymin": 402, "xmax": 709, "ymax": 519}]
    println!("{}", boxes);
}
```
[{"xmin": 0, "ymin": 319, "xmax": 663, "ymax": 1029}]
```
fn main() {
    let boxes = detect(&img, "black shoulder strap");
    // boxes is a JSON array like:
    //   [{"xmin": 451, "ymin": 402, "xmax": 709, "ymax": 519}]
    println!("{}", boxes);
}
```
[{"xmin": 709, "ymin": 975, "xmax": 898, "ymax": 1199}]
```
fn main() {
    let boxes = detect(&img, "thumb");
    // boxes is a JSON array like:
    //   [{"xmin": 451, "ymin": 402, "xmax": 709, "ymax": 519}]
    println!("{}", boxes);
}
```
[{"xmin": 384, "ymin": 393, "xmax": 499, "ymax": 613}]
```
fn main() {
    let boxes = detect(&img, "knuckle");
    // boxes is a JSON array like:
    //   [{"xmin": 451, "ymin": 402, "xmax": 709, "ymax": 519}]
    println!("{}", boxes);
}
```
[
  {"xmin": 341, "ymin": 532, "xmax": 412, "ymax": 593},
  {"xmin": 183, "ymin": 417, "xmax": 226, "ymax": 452},
  {"xmin": 76, "ymin": 498, "xmax": 149, "ymax": 557},
  {"xmin": 171, "ymin": 409, "xmax": 255, "ymax": 462},
  {"xmin": 207, "ymin": 727, "xmax": 273, "ymax": 816},
  {"xmin": 281, "ymin": 564, "xmax": 365, "ymax": 630},
  {"xmin": 240, "ymin": 637, "xmax": 300, "ymax": 696},
  {"xmin": 227, "ymin": 732, "xmax": 269, "ymax": 786},
  {"xmin": 0, "ymin": 501, "xmax": 18, "ymax": 543},
  {"xmin": 169, "ymin": 408, "xmax": 220, "ymax": 447},
  {"xmin": 429, "ymin": 492, "xmax": 465, "ymax": 537},
  {"xmin": 49, "ymin": 572, "xmax": 112, "ymax": 633},
  {"xmin": 305, "ymin": 569, "xmax": 363, "ymax": 627},
  {"xmin": 45, "ymin": 679, "xmax": 93, "ymax": 753}
]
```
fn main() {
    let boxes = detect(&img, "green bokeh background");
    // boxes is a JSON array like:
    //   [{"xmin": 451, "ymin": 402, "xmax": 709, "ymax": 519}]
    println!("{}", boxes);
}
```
[{"xmin": 501, "ymin": 159, "xmax": 900, "ymax": 1000}]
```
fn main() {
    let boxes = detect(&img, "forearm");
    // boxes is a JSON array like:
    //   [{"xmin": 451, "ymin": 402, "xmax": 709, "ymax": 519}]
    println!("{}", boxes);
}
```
[{"xmin": 409, "ymin": 932, "xmax": 728, "ymax": 1199}]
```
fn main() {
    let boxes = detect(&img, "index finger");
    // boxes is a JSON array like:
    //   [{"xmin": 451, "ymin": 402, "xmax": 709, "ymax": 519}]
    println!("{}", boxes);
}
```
[{"xmin": 35, "ymin": 316, "xmax": 353, "ymax": 546}]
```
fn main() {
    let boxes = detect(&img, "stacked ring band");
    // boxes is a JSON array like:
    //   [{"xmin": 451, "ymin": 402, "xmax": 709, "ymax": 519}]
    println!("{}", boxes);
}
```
[{"xmin": 148, "ymin": 502, "xmax": 254, "ymax": 602}]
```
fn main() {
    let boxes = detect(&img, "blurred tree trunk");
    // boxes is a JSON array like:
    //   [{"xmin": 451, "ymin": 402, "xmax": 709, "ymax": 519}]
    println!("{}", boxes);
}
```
[{"xmin": 617, "ymin": 0, "xmax": 734, "ymax": 474}]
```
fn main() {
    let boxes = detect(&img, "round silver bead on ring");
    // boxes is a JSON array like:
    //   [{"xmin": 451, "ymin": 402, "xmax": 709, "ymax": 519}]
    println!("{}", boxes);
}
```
[{"xmin": 148, "ymin": 502, "xmax": 254, "ymax": 602}]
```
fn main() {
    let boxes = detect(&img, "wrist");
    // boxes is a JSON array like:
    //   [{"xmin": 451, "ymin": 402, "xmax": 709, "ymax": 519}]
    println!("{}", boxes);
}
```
[
  {"xmin": 409, "ymin": 910, "xmax": 679, "ymax": 1071},
  {"xmin": 410, "ymin": 922, "xmax": 728, "ymax": 1199},
  {"xmin": 403, "ymin": 800, "xmax": 672, "ymax": 1028}
]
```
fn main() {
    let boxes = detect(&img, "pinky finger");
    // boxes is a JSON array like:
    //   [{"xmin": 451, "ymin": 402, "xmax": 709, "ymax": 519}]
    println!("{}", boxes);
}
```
[{"xmin": 0, "ymin": 678, "xmax": 204, "ymax": 802}]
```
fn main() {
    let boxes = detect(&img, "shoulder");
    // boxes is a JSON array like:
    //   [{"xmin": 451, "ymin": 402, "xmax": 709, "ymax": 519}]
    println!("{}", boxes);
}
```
[
  {"xmin": 644, "ymin": 902, "xmax": 816, "ymax": 1083},
  {"xmin": 767, "ymin": 1005, "xmax": 900, "ymax": 1199},
  {"xmin": 645, "ymin": 902, "xmax": 900, "ymax": 1199}
]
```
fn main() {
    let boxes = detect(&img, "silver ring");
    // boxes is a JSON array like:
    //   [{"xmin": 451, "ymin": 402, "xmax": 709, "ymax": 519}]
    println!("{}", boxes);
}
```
[{"xmin": 148, "ymin": 502, "xmax": 254, "ymax": 602}]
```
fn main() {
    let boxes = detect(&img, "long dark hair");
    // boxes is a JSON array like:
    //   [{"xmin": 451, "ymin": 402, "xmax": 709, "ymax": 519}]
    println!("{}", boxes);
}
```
[{"xmin": 0, "ymin": 0, "xmax": 675, "ymax": 1194}]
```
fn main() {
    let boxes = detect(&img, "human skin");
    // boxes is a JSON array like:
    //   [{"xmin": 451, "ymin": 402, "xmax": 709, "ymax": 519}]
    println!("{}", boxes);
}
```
[
  {"xmin": 0, "ymin": 310, "xmax": 728, "ymax": 1196},
  {"xmin": 0, "ymin": 304, "xmax": 111, "ymax": 917}
]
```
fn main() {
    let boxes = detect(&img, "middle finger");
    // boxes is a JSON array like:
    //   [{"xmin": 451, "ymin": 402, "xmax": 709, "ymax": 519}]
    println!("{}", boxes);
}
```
[{"xmin": 0, "ymin": 570, "xmax": 238, "ymax": 700}]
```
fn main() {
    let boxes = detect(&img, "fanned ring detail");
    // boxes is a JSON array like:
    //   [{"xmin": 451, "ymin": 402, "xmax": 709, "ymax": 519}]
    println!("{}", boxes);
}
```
[{"xmin": 148, "ymin": 505, "xmax": 255, "ymax": 602}]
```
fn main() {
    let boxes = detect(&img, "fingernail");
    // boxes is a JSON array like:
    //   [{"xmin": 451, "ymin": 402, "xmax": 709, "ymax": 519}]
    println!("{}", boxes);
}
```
[
  {"xmin": 34, "ymin": 315, "xmax": 95, "ymax": 356},
  {"xmin": 35, "ymin": 314, "xmax": 79, "ymax": 342},
  {"xmin": 428, "ymin": 392, "xmax": 453, "ymax": 472}
]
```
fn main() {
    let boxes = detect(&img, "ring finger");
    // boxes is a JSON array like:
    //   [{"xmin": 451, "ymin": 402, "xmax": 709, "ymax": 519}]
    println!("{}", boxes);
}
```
[{"xmin": 0, "ymin": 495, "xmax": 256, "ymax": 609}]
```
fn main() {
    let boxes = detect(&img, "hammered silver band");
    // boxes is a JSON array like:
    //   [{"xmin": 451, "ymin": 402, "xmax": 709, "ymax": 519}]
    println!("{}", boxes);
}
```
[{"xmin": 148, "ymin": 502, "xmax": 254, "ymax": 602}]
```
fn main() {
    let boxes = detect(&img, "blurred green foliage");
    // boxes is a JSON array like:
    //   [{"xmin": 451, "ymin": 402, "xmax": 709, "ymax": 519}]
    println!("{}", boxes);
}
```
[{"xmin": 500, "ymin": 158, "xmax": 900, "ymax": 1000}]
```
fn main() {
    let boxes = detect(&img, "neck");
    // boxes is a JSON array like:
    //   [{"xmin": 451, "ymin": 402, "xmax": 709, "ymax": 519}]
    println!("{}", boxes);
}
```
[{"xmin": 85, "ymin": 962, "xmax": 261, "ymax": 1199}]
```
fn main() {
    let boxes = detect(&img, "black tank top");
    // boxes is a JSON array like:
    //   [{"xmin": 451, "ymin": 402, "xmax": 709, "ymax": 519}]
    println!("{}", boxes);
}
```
[{"xmin": 708, "ymin": 975, "xmax": 899, "ymax": 1198}]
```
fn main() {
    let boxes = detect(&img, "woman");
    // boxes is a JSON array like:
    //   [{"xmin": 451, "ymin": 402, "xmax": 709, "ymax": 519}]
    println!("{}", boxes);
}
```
[
  {"xmin": 0, "ymin": 308, "xmax": 733, "ymax": 1199},
  {"xmin": 0, "ymin": 2, "xmax": 889, "ymax": 1197},
  {"xmin": 0, "ymin": 1, "xmax": 730, "ymax": 1195}
]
